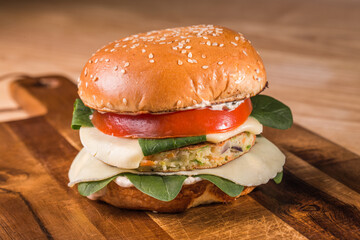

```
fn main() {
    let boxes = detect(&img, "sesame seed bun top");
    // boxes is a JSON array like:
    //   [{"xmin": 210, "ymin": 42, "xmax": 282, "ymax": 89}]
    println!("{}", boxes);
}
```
[{"xmin": 78, "ymin": 25, "xmax": 267, "ymax": 114}]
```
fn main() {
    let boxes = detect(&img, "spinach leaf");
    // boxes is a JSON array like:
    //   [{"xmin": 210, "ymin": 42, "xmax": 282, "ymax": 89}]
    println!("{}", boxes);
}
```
[
  {"xmin": 196, "ymin": 174, "xmax": 244, "ymax": 197},
  {"xmin": 250, "ymin": 95, "xmax": 293, "ymax": 129},
  {"xmin": 71, "ymin": 98, "xmax": 94, "ymax": 129},
  {"xmin": 124, "ymin": 173, "xmax": 187, "ymax": 201},
  {"xmin": 78, "ymin": 175, "xmax": 117, "ymax": 196},
  {"xmin": 76, "ymin": 174, "xmax": 246, "ymax": 201},
  {"xmin": 273, "ymin": 171, "xmax": 283, "ymax": 184},
  {"xmin": 138, "ymin": 135, "xmax": 206, "ymax": 156}
]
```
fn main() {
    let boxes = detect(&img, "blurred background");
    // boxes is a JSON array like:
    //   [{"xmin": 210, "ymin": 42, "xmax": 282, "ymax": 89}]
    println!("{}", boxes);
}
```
[{"xmin": 0, "ymin": 0, "xmax": 359, "ymax": 154}]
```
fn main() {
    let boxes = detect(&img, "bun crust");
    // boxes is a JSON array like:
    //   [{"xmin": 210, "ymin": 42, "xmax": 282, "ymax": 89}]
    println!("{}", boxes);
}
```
[
  {"xmin": 99, "ymin": 181, "xmax": 255, "ymax": 213},
  {"xmin": 78, "ymin": 25, "xmax": 266, "ymax": 113}
]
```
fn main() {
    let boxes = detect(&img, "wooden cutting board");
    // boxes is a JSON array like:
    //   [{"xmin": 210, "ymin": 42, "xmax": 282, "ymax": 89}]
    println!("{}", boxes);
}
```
[{"xmin": 1, "ymin": 75, "xmax": 359, "ymax": 240}]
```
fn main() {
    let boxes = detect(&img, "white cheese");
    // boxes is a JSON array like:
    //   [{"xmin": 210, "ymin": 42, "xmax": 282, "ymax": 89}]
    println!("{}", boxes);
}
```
[
  {"xmin": 68, "ymin": 136, "xmax": 285, "ymax": 187},
  {"xmin": 206, "ymin": 117, "xmax": 262, "ymax": 143},
  {"xmin": 80, "ymin": 127, "xmax": 144, "ymax": 169},
  {"xmin": 79, "ymin": 117, "xmax": 262, "ymax": 169}
]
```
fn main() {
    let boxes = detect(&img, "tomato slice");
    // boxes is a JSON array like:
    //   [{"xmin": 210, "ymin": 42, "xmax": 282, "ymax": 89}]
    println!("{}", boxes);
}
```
[{"xmin": 92, "ymin": 98, "xmax": 252, "ymax": 138}]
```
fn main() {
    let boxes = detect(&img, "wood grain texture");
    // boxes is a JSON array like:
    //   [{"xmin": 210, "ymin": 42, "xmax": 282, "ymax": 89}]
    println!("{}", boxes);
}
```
[{"xmin": 0, "ymin": 75, "xmax": 359, "ymax": 239}]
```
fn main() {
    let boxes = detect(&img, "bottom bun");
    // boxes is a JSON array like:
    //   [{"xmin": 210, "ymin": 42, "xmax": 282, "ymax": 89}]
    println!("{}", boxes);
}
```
[{"xmin": 98, "ymin": 180, "xmax": 255, "ymax": 213}]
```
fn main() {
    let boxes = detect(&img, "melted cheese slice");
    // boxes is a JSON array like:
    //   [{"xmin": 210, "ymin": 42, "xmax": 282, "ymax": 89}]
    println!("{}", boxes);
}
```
[
  {"xmin": 80, "ymin": 127, "xmax": 144, "ymax": 169},
  {"xmin": 207, "ymin": 117, "xmax": 262, "ymax": 142},
  {"xmin": 79, "ymin": 117, "xmax": 262, "ymax": 169},
  {"xmin": 69, "ymin": 136, "xmax": 285, "ymax": 187}
]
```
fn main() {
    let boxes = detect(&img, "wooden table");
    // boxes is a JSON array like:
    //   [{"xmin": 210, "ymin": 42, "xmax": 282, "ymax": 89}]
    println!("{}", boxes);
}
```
[{"xmin": 0, "ymin": 1, "xmax": 359, "ymax": 239}]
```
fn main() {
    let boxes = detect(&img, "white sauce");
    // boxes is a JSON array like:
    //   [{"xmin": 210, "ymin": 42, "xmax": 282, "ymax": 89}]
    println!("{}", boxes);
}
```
[
  {"xmin": 115, "ymin": 176, "xmax": 133, "ymax": 187},
  {"xmin": 87, "ymin": 187, "xmax": 107, "ymax": 200},
  {"xmin": 172, "ymin": 100, "xmax": 244, "ymax": 112},
  {"xmin": 113, "ymin": 175, "xmax": 203, "ymax": 188},
  {"xmin": 183, "ymin": 176, "xmax": 202, "ymax": 185}
]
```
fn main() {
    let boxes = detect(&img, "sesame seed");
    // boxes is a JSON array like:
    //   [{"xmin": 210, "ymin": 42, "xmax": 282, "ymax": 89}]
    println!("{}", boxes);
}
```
[
  {"xmin": 120, "ymin": 69, "xmax": 125, "ymax": 73},
  {"xmin": 89, "ymin": 60, "xmax": 92, "ymax": 63},
  {"xmin": 110, "ymin": 49, "xmax": 116, "ymax": 52},
  {"xmin": 219, "ymin": 43, "xmax": 224, "ymax": 47},
  {"xmin": 186, "ymin": 39, "xmax": 190, "ymax": 43},
  {"xmin": 185, "ymin": 46, "xmax": 191, "ymax": 49},
  {"xmin": 193, "ymin": 59, "xmax": 198, "ymax": 63},
  {"xmin": 202, "ymin": 65, "xmax": 209, "ymax": 69},
  {"xmin": 142, "ymin": 49, "xmax": 146, "ymax": 53},
  {"xmin": 90, "ymin": 74, "xmax": 93, "ymax": 78},
  {"xmin": 206, "ymin": 41, "xmax": 211, "ymax": 46},
  {"xmin": 123, "ymin": 98, "xmax": 127, "ymax": 104},
  {"xmin": 114, "ymin": 66, "xmax": 118, "ymax": 71},
  {"xmin": 200, "ymin": 42, "xmax": 205, "ymax": 45},
  {"xmin": 172, "ymin": 47, "xmax": 177, "ymax": 50},
  {"xmin": 187, "ymin": 59, "xmax": 193, "ymax": 63},
  {"xmin": 104, "ymin": 49, "xmax": 109, "ymax": 52},
  {"xmin": 149, "ymin": 53, "xmax": 154, "ymax": 58},
  {"xmin": 242, "ymin": 50, "xmax": 248, "ymax": 56},
  {"xmin": 84, "ymin": 68, "xmax": 88, "ymax": 76},
  {"xmin": 181, "ymin": 50, "xmax": 186, "ymax": 54},
  {"xmin": 177, "ymin": 100, "xmax": 182, "ymax": 105},
  {"xmin": 231, "ymin": 42, "xmax": 238, "ymax": 46},
  {"xmin": 122, "ymin": 45, "xmax": 127, "ymax": 48},
  {"xmin": 218, "ymin": 61, "xmax": 223, "ymax": 65},
  {"xmin": 94, "ymin": 59, "xmax": 98, "ymax": 63},
  {"xmin": 93, "ymin": 95, "xmax": 96, "ymax": 101},
  {"xmin": 93, "ymin": 76, "xmax": 98, "ymax": 81},
  {"xmin": 212, "ymin": 42, "xmax": 218, "ymax": 46},
  {"xmin": 188, "ymin": 52, "xmax": 192, "ymax": 58},
  {"xmin": 85, "ymin": 82, "xmax": 88, "ymax": 88},
  {"xmin": 124, "ymin": 62, "xmax": 130, "ymax": 67},
  {"xmin": 203, "ymin": 36, "xmax": 208, "ymax": 39},
  {"xmin": 149, "ymin": 59, "xmax": 155, "ymax": 63},
  {"xmin": 202, "ymin": 54, "xmax": 206, "ymax": 58},
  {"xmin": 255, "ymin": 69, "xmax": 260, "ymax": 74},
  {"xmin": 105, "ymin": 59, "xmax": 110, "ymax": 62},
  {"xmin": 235, "ymin": 36, "xmax": 240, "ymax": 41},
  {"xmin": 178, "ymin": 60, "xmax": 183, "ymax": 65}
]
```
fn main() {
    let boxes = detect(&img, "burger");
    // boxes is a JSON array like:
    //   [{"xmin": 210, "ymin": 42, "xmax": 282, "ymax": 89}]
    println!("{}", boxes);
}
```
[{"xmin": 68, "ymin": 25, "xmax": 292, "ymax": 212}]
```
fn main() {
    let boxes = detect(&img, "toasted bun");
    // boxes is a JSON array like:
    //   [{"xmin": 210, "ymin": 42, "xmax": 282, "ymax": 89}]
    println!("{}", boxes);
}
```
[
  {"xmin": 98, "ymin": 180, "xmax": 255, "ymax": 213},
  {"xmin": 78, "ymin": 25, "xmax": 266, "ymax": 114}
]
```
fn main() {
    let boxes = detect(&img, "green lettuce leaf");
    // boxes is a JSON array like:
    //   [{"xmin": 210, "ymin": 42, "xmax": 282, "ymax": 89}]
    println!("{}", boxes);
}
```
[
  {"xmin": 138, "ymin": 135, "xmax": 206, "ymax": 156},
  {"xmin": 76, "ymin": 174, "xmax": 245, "ymax": 201},
  {"xmin": 273, "ymin": 171, "xmax": 283, "ymax": 184},
  {"xmin": 197, "ymin": 174, "xmax": 244, "ymax": 197},
  {"xmin": 71, "ymin": 99, "xmax": 93, "ymax": 129},
  {"xmin": 124, "ymin": 173, "xmax": 187, "ymax": 201},
  {"xmin": 78, "ymin": 175, "xmax": 117, "ymax": 196},
  {"xmin": 250, "ymin": 95, "xmax": 293, "ymax": 129}
]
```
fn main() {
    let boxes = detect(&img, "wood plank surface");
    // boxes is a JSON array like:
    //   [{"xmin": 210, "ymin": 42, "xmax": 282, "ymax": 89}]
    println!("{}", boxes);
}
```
[{"xmin": 0, "ymin": 75, "xmax": 359, "ymax": 239}]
